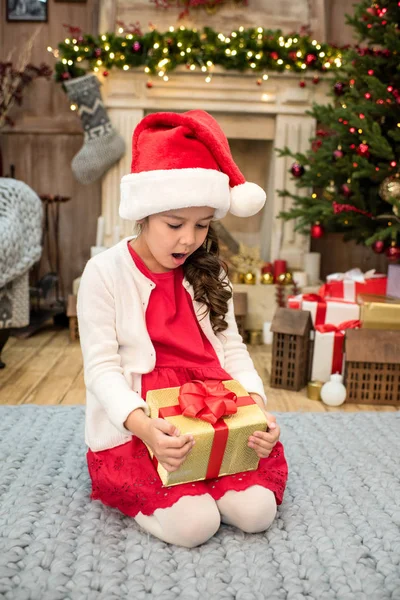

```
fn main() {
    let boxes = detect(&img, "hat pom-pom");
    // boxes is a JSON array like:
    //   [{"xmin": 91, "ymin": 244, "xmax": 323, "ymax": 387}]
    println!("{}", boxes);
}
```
[{"xmin": 229, "ymin": 182, "xmax": 266, "ymax": 217}]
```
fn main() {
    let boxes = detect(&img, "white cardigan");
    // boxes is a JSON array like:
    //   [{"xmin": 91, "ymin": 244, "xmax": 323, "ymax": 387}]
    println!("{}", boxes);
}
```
[{"xmin": 77, "ymin": 237, "xmax": 267, "ymax": 452}]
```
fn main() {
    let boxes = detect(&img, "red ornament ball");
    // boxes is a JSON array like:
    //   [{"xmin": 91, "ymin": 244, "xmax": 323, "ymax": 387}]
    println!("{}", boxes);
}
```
[
  {"xmin": 372, "ymin": 240, "xmax": 385, "ymax": 254},
  {"xmin": 341, "ymin": 183, "xmax": 352, "ymax": 197},
  {"xmin": 334, "ymin": 81, "xmax": 345, "ymax": 96},
  {"xmin": 94, "ymin": 48, "xmax": 102, "ymax": 57},
  {"xmin": 386, "ymin": 243, "xmax": 400, "ymax": 261},
  {"xmin": 270, "ymin": 51, "xmax": 279, "ymax": 60},
  {"xmin": 146, "ymin": 81, "xmax": 153, "ymax": 88},
  {"xmin": 305, "ymin": 54, "xmax": 317, "ymax": 65},
  {"xmin": 312, "ymin": 76, "xmax": 320, "ymax": 85},
  {"xmin": 333, "ymin": 149, "xmax": 344, "ymax": 160},
  {"xmin": 256, "ymin": 78, "xmax": 262, "ymax": 86},
  {"xmin": 103, "ymin": 70, "xmax": 109, "ymax": 77},
  {"xmin": 364, "ymin": 92, "xmax": 372, "ymax": 100},
  {"xmin": 311, "ymin": 222, "xmax": 324, "ymax": 239},
  {"xmin": 357, "ymin": 143, "xmax": 370, "ymax": 158},
  {"xmin": 299, "ymin": 80, "xmax": 306, "ymax": 88},
  {"xmin": 61, "ymin": 72, "xmax": 71, "ymax": 80},
  {"xmin": 368, "ymin": 69, "xmax": 374, "ymax": 75},
  {"xmin": 291, "ymin": 162, "xmax": 305, "ymax": 177}
]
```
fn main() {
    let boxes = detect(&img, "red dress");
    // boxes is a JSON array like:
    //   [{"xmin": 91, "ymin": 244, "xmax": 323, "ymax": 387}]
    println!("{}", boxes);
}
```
[{"xmin": 87, "ymin": 243, "xmax": 288, "ymax": 517}]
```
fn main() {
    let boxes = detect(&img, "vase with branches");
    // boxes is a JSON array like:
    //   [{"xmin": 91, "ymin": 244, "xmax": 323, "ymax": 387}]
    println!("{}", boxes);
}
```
[{"xmin": 0, "ymin": 28, "xmax": 52, "ymax": 175}]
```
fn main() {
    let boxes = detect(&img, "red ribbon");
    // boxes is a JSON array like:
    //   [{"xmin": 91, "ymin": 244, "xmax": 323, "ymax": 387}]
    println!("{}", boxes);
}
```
[
  {"xmin": 315, "ymin": 320, "xmax": 360, "ymax": 374},
  {"xmin": 156, "ymin": 380, "xmax": 255, "ymax": 480},
  {"xmin": 302, "ymin": 294, "xmax": 327, "ymax": 325}
]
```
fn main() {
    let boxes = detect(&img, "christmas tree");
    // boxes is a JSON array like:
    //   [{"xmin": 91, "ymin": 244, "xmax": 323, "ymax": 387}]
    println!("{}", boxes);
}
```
[{"xmin": 277, "ymin": 0, "xmax": 400, "ymax": 261}]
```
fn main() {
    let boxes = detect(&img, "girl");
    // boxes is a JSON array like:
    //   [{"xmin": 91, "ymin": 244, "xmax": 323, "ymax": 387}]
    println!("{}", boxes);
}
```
[{"xmin": 77, "ymin": 110, "xmax": 288, "ymax": 548}]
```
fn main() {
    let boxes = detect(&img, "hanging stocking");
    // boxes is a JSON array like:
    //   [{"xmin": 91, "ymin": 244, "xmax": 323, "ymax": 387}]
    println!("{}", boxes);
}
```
[{"xmin": 64, "ymin": 74, "xmax": 125, "ymax": 185}]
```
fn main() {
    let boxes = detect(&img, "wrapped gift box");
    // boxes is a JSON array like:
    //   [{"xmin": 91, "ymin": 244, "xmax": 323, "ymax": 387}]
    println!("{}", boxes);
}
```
[
  {"xmin": 387, "ymin": 264, "xmax": 400, "ymax": 299},
  {"xmin": 288, "ymin": 294, "xmax": 360, "ymax": 327},
  {"xmin": 146, "ymin": 379, "xmax": 268, "ymax": 487},
  {"xmin": 358, "ymin": 294, "xmax": 400, "ymax": 330},
  {"xmin": 319, "ymin": 268, "xmax": 387, "ymax": 302},
  {"xmin": 311, "ymin": 320, "xmax": 360, "ymax": 382}
]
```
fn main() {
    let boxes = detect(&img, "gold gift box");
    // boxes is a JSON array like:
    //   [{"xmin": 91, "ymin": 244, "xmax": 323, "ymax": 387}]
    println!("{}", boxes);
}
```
[
  {"xmin": 146, "ymin": 380, "xmax": 268, "ymax": 487},
  {"xmin": 358, "ymin": 294, "xmax": 400, "ymax": 330}
]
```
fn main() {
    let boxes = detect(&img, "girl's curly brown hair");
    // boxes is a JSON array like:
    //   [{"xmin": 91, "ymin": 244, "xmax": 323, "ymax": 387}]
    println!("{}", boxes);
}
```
[{"xmin": 183, "ymin": 224, "xmax": 232, "ymax": 335}]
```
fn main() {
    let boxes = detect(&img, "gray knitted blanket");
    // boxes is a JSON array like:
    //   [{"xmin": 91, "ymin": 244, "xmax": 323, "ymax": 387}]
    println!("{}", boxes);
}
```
[
  {"xmin": 0, "ymin": 407, "xmax": 399, "ymax": 600},
  {"xmin": 0, "ymin": 178, "xmax": 42, "ymax": 289}
]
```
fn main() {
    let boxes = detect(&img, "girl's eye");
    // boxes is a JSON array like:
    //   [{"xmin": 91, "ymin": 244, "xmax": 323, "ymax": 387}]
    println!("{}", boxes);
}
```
[{"xmin": 167, "ymin": 224, "xmax": 209, "ymax": 229}]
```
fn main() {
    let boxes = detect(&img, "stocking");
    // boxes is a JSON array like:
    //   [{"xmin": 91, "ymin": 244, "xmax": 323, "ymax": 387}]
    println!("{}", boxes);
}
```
[{"xmin": 64, "ymin": 74, "xmax": 125, "ymax": 185}]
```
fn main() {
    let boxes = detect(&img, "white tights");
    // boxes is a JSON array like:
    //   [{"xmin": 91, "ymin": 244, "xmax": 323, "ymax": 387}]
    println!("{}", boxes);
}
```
[{"xmin": 134, "ymin": 485, "xmax": 277, "ymax": 548}]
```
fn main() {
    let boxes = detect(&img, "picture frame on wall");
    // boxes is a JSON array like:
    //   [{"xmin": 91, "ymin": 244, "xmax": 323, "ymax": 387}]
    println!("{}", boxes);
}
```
[{"xmin": 6, "ymin": 0, "xmax": 48, "ymax": 21}]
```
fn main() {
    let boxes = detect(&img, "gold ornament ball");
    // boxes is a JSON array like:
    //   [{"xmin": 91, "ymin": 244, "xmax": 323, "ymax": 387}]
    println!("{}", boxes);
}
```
[
  {"xmin": 261, "ymin": 272, "xmax": 274, "ymax": 284},
  {"xmin": 277, "ymin": 272, "xmax": 293, "ymax": 285},
  {"xmin": 244, "ymin": 271, "xmax": 256, "ymax": 285},
  {"xmin": 379, "ymin": 174, "xmax": 400, "ymax": 203}
]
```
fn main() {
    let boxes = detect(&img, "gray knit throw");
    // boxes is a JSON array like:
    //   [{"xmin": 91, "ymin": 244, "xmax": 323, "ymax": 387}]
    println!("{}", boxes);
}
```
[
  {"xmin": 0, "ymin": 178, "xmax": 42, "ymax": 289},
  {"xmin": 0, "ymin": 407, "xmax": 399, "ymax": 600}
]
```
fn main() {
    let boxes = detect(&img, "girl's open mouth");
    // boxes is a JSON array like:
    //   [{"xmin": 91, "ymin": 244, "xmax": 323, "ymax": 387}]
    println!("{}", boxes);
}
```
[{"xmin": 171, "ymin": 253, "xmax": 188, "ymax": 264}]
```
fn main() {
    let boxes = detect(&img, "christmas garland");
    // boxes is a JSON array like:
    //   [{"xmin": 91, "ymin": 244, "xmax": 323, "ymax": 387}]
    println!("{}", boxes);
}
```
[{"xmin": 52, "ymin": 24, "xmax": 343, "ymax": 82}]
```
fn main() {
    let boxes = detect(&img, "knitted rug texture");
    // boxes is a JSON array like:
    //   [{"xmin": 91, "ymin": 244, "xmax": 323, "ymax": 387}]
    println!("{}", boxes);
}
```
[{"xmin": 0, "ymin": 407, "xmax": 399, "ymax": 600}]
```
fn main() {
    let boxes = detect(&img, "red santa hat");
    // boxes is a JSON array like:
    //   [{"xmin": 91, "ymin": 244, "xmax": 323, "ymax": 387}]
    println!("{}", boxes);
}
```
[{"xmin": 120, "ymin": 110, "xmax": 266, "ymax": 221}]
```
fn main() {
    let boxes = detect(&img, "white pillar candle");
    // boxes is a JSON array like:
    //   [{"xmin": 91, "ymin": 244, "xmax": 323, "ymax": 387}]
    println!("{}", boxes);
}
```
[
  {"xmin": 292, "ymin": 270, "xmax": 308, "ymax": 288},
  {"xmin": 263, "ymin": 321, "xmax": 273, "ymax": 345},
  {"xmin": 96, "ymin": 216, "xmax": 105, "ymax": 247},
  {"xmin": 112, "ymin": 225, "xmax": 120, "ymax": 246},
  {"xmin": 90, "ymin": 246, "xmax": 107, "ymax": 258},
  {"xmin": 304, "ymin": 252, "xmax": 321, "ymax": 285}
]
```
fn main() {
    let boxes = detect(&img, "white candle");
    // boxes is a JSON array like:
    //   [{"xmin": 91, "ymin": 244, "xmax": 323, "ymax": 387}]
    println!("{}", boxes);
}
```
[
  {"xmin": 96, "ymin": 216, "xmax": 105, "ymax": 247},
  {"xmin": 304, "ymin": 252, "xmax": 321, "ymax": 285},
  {"xmin": 90, "ymin": 246, "xmax": 107, "ymax": 258},
  {"xmin": 292, "ymin": 270, "xmax": 308, "ymax": 288},
  {"xmin": 112, "ymin": 225, "xmax": 120, "ymax": 246},
  {"xmin": 263, "ymin": 321, "xmax": 273, "ymax": 345}
]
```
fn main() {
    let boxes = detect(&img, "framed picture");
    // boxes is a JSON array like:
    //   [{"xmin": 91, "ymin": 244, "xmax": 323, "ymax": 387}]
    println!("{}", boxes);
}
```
[{"xmin": 6, "ymin": 0, "xmax": 48, "ymax": 21}]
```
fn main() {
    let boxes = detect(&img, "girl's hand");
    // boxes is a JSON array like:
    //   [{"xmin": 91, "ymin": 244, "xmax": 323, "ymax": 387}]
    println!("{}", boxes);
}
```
[
  {"xmin": 248, "ymin": 393, "xmax": 280, "ymax": 459},
  {"xmin": 143, "ymin": 418, "xmax": 195, "ymax": 473}
]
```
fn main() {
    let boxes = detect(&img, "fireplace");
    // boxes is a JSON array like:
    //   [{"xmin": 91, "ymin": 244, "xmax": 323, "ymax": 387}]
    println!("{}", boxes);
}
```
[{"xmin": 100, "ymin": 68, "xmax": 329, "ymax": 268}]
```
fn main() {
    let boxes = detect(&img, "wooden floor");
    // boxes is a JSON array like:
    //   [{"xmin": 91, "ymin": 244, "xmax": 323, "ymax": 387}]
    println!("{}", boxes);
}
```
[{"xmin": 0, "ymin": 325, "xmax": 397, "ymax": 413}]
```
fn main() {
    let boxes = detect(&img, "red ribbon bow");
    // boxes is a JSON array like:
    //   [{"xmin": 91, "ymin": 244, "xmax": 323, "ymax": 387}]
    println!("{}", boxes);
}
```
[
  {"xmin": 178, "ymin": 380, "xmax": 238, "ymax": 425},
  {"xmin": 315, "ymin": 320, "xmax": 361, "ymax": 333}
]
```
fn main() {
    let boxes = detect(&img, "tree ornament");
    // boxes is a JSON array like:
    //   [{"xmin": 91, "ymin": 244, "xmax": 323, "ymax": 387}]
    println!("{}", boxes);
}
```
[
  {"xmin": 256, "ymin": 79, "xmax": 262, "ymax": 86},
  {"xmin": 372, "ymin": 240, "xmax": 385, "ymax": 254},
  {"xmin": 276, "ymin": 272, "xmax": 293, "ymax": 285},
  {"xmin": 244, "ymin": 271, "xmax": 256, "ymax": 284},
  {"xmin": 357, "ymin": 143, "xmax": 370, "ymax": 158},
  {"xmin": 341, "ymin": 183, "xmax": 352, "ymax": 197},
  {"xmin": 305, "ymin": 54, "xmax": 317, "ymax": 65},
  {"xmin": 321, "ymin": 374, "xmax": 346, "ymax": 407},
  {"xmin": 299, "ymin": 80, "xmax": 306, "ymax": 88},
  {"xmin": 312, "ymin": 76, "xmax": 320, "ymax": 84},
  {"xmin": 146, "ymin": 81, "xmax": 153, "ymax": 88},
  {"xmin": 261, "ymin": 272, "xmax": 274, "ymax": 284},
  {"xmin": 291, "ymin": 162, "xmax": 305, "ymax": 177},
  {"xmin": 311, "ymin": 222, "xmax": 324, "ymax": 238},
  {"xmin": 61, "ymin": 72, "xmax": 71, "ymax": 80},
  {"xmin": 334, "ymin": 81, "xmax": 345, "ymax": 96},
  {"xmin": 103, "ymin": 70, "xmax": 109, "ymax": 77},
  {"xmin": 133, "ymin": 41, "xmax": 141, "ymax": 52},
  {"xmin": 379, "ymin": 174, "xmax": 400, "ymax": 203},
  {"xmin": 386, "ymin": 241, "xmax": 400, "ymax": 261},
  {"xmin": 323, "ymin": 181, "xmax": 336, "ymax": 200},
  {"xmin": 270, "ymin": 52, "xmax": 279, "ymax": 60},
  {"xmin": 94, "ymin": 48, "xmax": 102, "ymax": 58},
  {"xmin": 364, "ymin": 92, "xmax": 372, "ymax": 99},
  {"xmin": 333, "ymin": 149, "xmax": 344, "ymax": 160}
]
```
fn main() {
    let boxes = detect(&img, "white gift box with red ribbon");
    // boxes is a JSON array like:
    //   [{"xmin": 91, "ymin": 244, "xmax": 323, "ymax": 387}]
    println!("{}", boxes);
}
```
[
  {"xmin": 288, "ymin": 294, "xmax": 360, "ymax": 327},
  {"xmin": 318, "ymin": 268, "xmax": 387, "ymax": 302},
  {"xmin": 311, "ymin": 321, "xmax": 361, "ymax": 382}
]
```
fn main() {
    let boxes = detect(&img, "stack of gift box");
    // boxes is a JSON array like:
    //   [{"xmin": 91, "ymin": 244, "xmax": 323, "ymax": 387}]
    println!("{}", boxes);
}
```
[{"xmin": 287, "ymin": 264, "xmax": 400, "ymax": 384}]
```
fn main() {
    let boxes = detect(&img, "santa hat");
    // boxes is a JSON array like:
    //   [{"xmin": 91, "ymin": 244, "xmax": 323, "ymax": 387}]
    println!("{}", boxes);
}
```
[{"xmin": 120, "ymin": 110, "xmax": 266, "ymax": 221}]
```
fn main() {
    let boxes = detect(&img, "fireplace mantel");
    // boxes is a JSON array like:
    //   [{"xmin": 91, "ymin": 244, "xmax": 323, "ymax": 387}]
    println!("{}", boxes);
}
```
[{"xmin": 100, "ymin": 68, "xmax": 330, "ymax": 267}]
